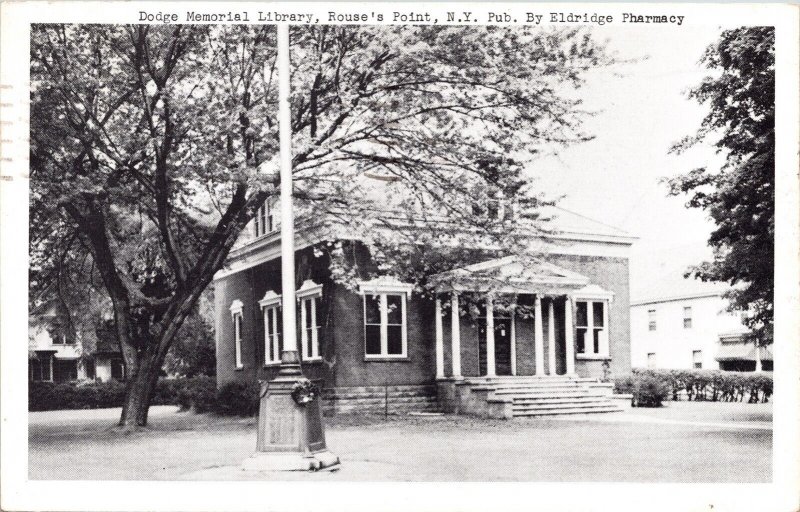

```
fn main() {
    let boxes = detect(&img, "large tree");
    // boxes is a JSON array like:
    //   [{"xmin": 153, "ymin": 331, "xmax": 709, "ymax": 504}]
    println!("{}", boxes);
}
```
[
  {"xmin": 668, "ymin": 27, "xmax": 774, "ymax": 345},
  {"xmin": 31, "ymin": 25, "xmax": 611, "ymax": 427}
]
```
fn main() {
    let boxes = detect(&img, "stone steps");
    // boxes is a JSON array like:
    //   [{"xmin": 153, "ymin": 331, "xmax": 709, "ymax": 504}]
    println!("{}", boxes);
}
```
[
  {"xmin": 513, "ymin": 404, "xmax": 622, "ymax": 417},
  {"xmin": 492, "ymin": 385, "xmax": 588, "ymax": 393},
  {"xmin": 512, "ymin": 395, "xmax": 611, "ymax": 404},
  {"xmin": 441, "ymin": 376, "xmax": 621, "ymax": 419}
]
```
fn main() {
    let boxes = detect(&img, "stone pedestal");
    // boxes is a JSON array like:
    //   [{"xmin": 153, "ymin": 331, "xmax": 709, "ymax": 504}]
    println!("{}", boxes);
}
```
[{"xmin": 242, "ymin": 356, "xmax": 339, "ymax": 472}]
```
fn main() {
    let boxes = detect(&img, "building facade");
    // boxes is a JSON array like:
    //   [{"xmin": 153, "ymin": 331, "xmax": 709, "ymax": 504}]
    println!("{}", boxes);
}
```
[
  {"xmin": 214, "ymin": 208, "xmax": 635, "ymax": 412},
  {"xmin": 630, "ymin": 286, "xmax": 771, "ymax": 372},
  {"xmin": 29, "ymin": 301, "xmax": 125, "ymax": 383}
]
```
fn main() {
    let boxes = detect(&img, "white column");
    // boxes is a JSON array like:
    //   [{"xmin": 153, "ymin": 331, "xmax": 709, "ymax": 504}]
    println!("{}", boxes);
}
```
[
  {"xmin": 435, "ymin": 297, "xmax": 445, "ymax": 379},
  {"xmin": 601, "ymin": 300, "xmax": 610, "ymax": 356},
  {"xmin": 485, "ymin": 296, "xmax": 496, "ymax": 377},
  {"xmin": 450, "ymin": 292, "xmax": 462, "ymax": 378},
  {"xmin": 547, "ymin": 299, "xmax": 556, "ymax": 375},
  {"xmin": 565, "ymin": 297, "xmax": 575, "ymax": 375},
  {"xmin": 277, "ymin": 25, "xmax": 297, "ymax": 357},
  {"xmin": 299, "ymin": 298, "xmax": 307, "ymax": 359},
  {"xmin": 755, "ymin": 342, "xmax": 762, "ymax": 372},
  {"xmin": 510, "ymin": 310, "xmax": 517, "ymax": 376},
  {"xmin": 534, "ymin": 295, "xmax": 545, "ymax": 375}
]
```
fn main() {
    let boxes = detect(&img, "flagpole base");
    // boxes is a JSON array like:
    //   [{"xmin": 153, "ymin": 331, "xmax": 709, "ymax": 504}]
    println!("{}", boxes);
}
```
[
  {"xmin": 241, "ymin": 355, "xmax": 339, "ymax": 473},
  {"xmin": 241, "ymin": 449, "xmax": 340, "ymax": 472}
]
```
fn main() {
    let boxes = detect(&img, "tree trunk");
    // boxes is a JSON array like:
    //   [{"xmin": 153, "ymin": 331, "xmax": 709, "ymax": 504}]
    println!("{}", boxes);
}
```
[{"xmin": 119, "ymin": 354, "xmax": 160, "ymax": 427}]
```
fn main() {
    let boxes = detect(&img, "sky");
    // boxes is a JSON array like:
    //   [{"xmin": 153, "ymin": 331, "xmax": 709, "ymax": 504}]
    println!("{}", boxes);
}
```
[{"xmin": 530, "ymin": 26, "xmax": 728, "ymax": 301}]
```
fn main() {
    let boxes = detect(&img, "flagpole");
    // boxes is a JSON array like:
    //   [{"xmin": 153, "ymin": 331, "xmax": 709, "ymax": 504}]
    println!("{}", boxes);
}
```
[
  {"xmin": 277, "ymin": 23, "xmax": 300, "ymax": 373},
  {"xmin": 243, "ymin": 24, "xmax": 338, "ymax": 472}
]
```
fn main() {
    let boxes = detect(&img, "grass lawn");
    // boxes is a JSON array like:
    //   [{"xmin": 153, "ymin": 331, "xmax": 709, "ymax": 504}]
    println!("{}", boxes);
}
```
[{"xmin": 29, "ymin": 400, "xmax": 771, "ymax": 482}]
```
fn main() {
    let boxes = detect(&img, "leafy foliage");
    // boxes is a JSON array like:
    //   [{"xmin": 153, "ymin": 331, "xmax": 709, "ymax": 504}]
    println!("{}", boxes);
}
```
[
  {"xmin": 623, "ymin": 368, "xmax": 773, "ymax": 403},
  {"xmin": 164, "ymin": 292, "xmax": 216, "ymax": 378},
  {"xmin": 30, "ymin": 25, "xmax": 613, "ymax": 425},
  {"xmin": 214, "ymin": 381, "xmax": 260, "ymax": 416},
  {"xmin": 631, "ymin": 375, "xmax": 669, "ymax": 408},
  {"xmin": 667, "ymin": 27, "xmax": 774, "ymax": 345}
]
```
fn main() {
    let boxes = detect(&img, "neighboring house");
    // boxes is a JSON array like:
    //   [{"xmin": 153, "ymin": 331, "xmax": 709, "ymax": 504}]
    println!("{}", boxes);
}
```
[
  {"xmin": 214, "ymin": 203, "xmax": 636, "ymax": 413},
  {"xmin": 630, "ymin": 277, "xmax": 772, "ymax": 372},
  {"xmin": 29, "ymin": 300, "xmax": 85, "ymax": 382},
  {"xmin": 29, "ymin": 300, "xmax": 125, "ymax": 383}
]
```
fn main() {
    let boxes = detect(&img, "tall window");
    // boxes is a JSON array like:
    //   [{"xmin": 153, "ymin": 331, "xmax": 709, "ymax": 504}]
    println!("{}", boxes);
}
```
[
  {"xmin": 647, "ymin": 352, "xmax": 656, "ymax": 368},
  {"xmin": 263, "ymin": 305, "xmax": 282, "ymax": 364},
  {"xmin": 260, "ymin": 291, "xmax": 282, "ymax": 365},
  {"xmin": 300, "ymin": 296, "xmax": 322, "ymax": 361},
  {"xmin": 230, "ymin": 300, "xmax": 244, "ymax": 369},
  {"xmin": 297, "ymin": 280, "xmax": 323, "ymax": 362},
  {"xmin": 683, "ymin": 306, "xmax": 693, "ymax": 329},
  {"xmin": 363, "ymin": 293, "xmax": 407, "ymax": 357},
  {"xmin": 575, "ymin": 300, "xmax": 608, "ymax": 356},
  {"xmin": 648, "ymin": 309, "xmax": 657, "ymax": 331},
  {"xmin": 692, "ymin": 350, "xmax": 702, "ymax": 369}
]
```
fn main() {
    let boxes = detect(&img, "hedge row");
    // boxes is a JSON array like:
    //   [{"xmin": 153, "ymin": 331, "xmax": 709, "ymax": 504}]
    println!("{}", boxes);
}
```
[
  {"xmin": 29, "ymin": 377, "xmax": 259, "ymax": 416},
  {"xmin": 614, "ymin": 368, "xmax": 773, "ymax": 404}
]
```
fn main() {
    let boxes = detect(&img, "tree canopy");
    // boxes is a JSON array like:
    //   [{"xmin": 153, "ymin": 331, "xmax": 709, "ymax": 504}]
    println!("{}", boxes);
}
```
[
  {"xmin": 668, "ymin": 27, "xmax": 774, "ymax": 344},
  {"xmin": 30, "ymin": 24, "xmax": 612, "ymax": 425}
]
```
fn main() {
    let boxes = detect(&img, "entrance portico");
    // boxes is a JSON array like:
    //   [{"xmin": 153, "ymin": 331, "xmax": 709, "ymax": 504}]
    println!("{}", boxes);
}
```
[{"xmin": 431, "ymin": 256, "xmax": 613, "ymax": 379}]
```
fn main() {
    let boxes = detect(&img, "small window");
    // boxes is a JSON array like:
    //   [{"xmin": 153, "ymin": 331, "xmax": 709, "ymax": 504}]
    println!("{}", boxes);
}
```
[
  {"xmin": 648, "ymin": 309, "xmax": 657, "ymax": 331},
  {"xmin": 29, "ymin": 355, "xmax": 52, "ymax": 382},
  {"xmin": 692, "ymin": 350, "xmax": 702, "ymax": 369},
  {"xmin": 253, "ymin": 201, "xmax": 278, "ymax": 237},
  {"xmin": 683, "ymin": 306, "xmax": 693, "ymax": 329},
  {"xmin": 53, "ymin": 359, "xmax": 78, "ymax": 383},
  {"xmin": 110, "ymin": 359, "xmax": 126, "ymax": 380},
  {"xmin": 647, "ymin": 352, "xmax": 656, "ymax": 368}
]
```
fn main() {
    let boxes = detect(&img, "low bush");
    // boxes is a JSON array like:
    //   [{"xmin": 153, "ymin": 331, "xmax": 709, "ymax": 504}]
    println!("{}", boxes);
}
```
[
  {"xmin": 214, "ymin": 381, "xmax": 260, "ymax": 417},
  {"xmin": 176, "ymin": 375, "xmax": 218, "ymax": 413},
  {"xmin": 631, "ymin": 375, "xmax": 669, "ymax": 407},
  {"xmin": 612, "ymin": 375, "xmax": 634, "ymax": 394},
  {"xmin": 29, "ymin": 379, "xmax": 128, "ymax": 411},
  {"xmin": 618, "ymin": 368, "xmax": 773, "ymax": 404},
  {"xmin": 29, "ymin": 376, "xmax": 217, "ymax": 412}
]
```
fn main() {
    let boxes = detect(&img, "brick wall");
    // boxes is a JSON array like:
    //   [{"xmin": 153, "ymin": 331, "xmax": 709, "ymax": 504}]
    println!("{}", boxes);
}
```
[
  {"xmin": 216, "ymin": 243, "xmax": 631, "ymax": 388},
  {"xmin": 215, "ymin": 247, "xmax": 334, "ymax": 389},
  {"xmin": 550, "ymin": 253, "xmax": 632, "ymax": 377}
]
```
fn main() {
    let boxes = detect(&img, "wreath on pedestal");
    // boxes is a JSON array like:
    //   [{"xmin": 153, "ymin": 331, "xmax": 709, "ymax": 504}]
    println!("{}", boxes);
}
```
[{"xmin": 291, "ymin": 379, "xmax": 319, "ymax": 405}]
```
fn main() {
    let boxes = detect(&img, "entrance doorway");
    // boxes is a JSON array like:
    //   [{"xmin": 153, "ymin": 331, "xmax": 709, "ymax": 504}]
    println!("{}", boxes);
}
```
[{"xmin": 478, "ymin": 316, "xmax": 513, "ymax": 376}]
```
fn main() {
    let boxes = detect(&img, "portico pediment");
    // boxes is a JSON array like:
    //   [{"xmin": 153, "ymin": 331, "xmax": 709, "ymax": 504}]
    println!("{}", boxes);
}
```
[{"xmin": 431, "ymin": 256, "xmax": 591, "ymax": 294}]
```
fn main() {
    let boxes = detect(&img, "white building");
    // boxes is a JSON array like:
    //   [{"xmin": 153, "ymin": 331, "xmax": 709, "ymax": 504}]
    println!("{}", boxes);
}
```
[
  {"xmin": 630, "ymin": 277, "xmax": 771, "ymax": 372},
  {"xmin": 29, "ymin": 300, "xmax": 125, "ymax": 383}
]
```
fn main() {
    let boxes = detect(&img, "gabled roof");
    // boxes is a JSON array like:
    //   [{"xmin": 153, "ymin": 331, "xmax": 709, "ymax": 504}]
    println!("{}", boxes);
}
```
[
  {"xmin": 217, "ymin": 205, "xmax": 635, "ymax": 280},
  {"xmin": 631, "ymin": 273, "xmax": 729, "ymax": 305},
  {"xmin": 546, "ymin": 206, "xmax": 633, "ymax": 240}
]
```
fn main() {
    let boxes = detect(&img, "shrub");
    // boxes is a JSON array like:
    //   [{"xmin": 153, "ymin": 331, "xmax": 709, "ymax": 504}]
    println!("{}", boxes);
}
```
[
  {"xmin": 631, "ymin": 375, "xmax": 670, "ymax": 408},
  {"xmin": 214, "ymin": 381, "xmax": 260, "ymax": 417},
  {"xmin": 29, "ymin": 379, "xmax": 127, "ymax": 411},
  {"xmin": 613, "ymin": 375, "xmax": 634, "ymax": 394},
  {"xmin": 630, "ymin": 368, "xmax": 772, "ymax": 403},
  {"xmin": 175, "ymin": 376, "xmax": 217, "ymax": 413}
]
